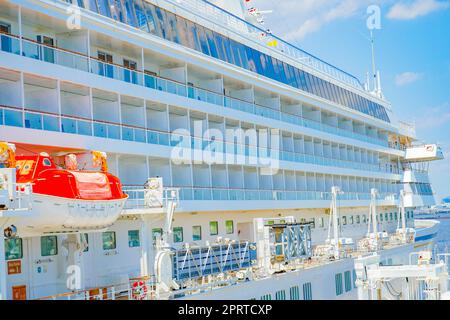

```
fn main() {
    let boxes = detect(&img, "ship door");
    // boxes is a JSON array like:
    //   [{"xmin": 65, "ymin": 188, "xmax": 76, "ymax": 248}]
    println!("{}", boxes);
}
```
[
  {"xmin": 5, "ymin": 237, "xmax": 31, "ymax": 300},
  {"xmin": 37, "ymin": 35, "xmax": 55, "ymax": 63}
]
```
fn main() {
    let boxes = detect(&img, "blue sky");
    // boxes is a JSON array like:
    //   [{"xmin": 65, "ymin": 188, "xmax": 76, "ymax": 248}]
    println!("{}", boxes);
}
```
[{"xmin": 253, "ymin": 0, "xmax": 450, "ymax": 202}]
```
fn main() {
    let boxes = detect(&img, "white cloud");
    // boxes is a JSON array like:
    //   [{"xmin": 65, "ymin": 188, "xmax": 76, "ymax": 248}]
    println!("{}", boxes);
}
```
[
  {"xmin": 395, "ymin": 72, "xmax": 422, "ymax": 86},
  {"xmin": 415, "ymin": 102, "xmax": 450, "ymax": 129},
  {"xmin": 253, "ymin": 0, "xmax": 377, "ymax": 40},
  {"xmin": 387, "ymin": 0, "xmax": 450, "ymax": 20}
]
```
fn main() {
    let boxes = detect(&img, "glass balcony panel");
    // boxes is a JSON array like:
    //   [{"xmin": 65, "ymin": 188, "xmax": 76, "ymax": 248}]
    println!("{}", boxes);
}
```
[
  {"xmin": 61, "ymin": 118, "xmax": 76, "ymax": 134},
  {"xmin": 24, "ymin": 112, "xmax": 42, "ymax": 130},
  {"xmin": 43, "ymin": 115, "xmax": 59, "ymax": 132},
  {"xmin": 94, "ymin": 122, "xmax": 107, "ymax": 138},
  {"xmin": 77, "ymin": 120, "xmax": 92, "ymax": 136}
]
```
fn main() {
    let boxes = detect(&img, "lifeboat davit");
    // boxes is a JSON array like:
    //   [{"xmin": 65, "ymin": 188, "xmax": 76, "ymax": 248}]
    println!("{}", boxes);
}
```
[{"xmin": 6, "ymin": 145, "xmax": 128, "ymax": 236}]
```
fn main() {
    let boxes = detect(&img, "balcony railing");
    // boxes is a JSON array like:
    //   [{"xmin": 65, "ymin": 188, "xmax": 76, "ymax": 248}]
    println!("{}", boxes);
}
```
[
  {"xmin": 123, "ymin": 185, "xmax": 398, "ymax": 203},
  {"xmin": 0, "ymin": 105, "xmax": 400, "ymax": 175},
  {"xmin": 0, "ymin": 32, "xmax": 393, "ymax": 149}
]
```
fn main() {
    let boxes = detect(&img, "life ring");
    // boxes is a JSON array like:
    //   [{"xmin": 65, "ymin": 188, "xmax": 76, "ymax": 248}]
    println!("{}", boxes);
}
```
[{"xmin": 131, "ymin": 281, "xmax": 148, "ymax": 300}]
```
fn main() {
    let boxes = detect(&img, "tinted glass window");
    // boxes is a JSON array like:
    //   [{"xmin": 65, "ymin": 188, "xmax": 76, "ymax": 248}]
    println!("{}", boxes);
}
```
[
  {"xmin": 111, "ymin": 0, "xmax": 125, "ymax": 23},
  {"xmin": 123, "ymin": 0, "xmax": 137, "ymax": 27},
  {"xmin": 204, "ymin": 29, "xmax": 218, "ymax": 59},
  {"xmin": 86, "ymin": 0, "xmax": 99, "ymax": 13},
  {"xmin": 5, "ymin": 238, "xmax": 23, "ymax": 260},
  {"xmin": 165, "ymin": 11, "xmax": 179, "ymax": 44},
  {"xmin": 197, "ymin": 25, "xmax": 210, "ymax": 55},
  {"xmin": 133, "ymin": 0, "xmax": 149, "ymax": 32},
  {"xmin": 144, "ymin": 3, "xmax": 159, "ymax": 35},
  {"xmin": 97, "ymin": 0, "xmax": 111, "ymax": 17}
]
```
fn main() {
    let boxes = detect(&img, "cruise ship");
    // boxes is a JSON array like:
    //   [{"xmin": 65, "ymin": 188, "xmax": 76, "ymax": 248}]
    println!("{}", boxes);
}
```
[{"xmin": 0, "ymin": 0, "xmax": 446, "ymax": 300}]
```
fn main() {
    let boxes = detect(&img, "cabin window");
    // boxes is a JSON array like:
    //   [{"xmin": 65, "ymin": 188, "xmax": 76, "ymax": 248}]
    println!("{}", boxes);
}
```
[
  {"xmin": 344, "ymin": 271, "xmax": 352, "ymax": 292},
  {"xmin": 335, "ymin": 273, "xmax": 343, "ymax": 296},
  {"xmin": 152, "ymin": 228, "xmax": 163, "ymax": 242},
  {"xmin": 102, "ymin": 232, "xmax": 116, "ymax": 250},
  {"xmin": 173, "ymin": 227, "xmax": 183, "ymax": 243},
  {"xmin": 192, "ymin": 226, "xmax": 202, "ymax": 241},
  {"xmin": 209, "ymin": 221, "xmax": 218, "ymax": 236},
  {"xmin": 303, "ymin": 282, "xmax": 313, "ymax": 300},
  {"xmin": 5, "ymin": 238, "xmax": 23, "ymax": 260},
  {"xmin": 41, "ymin": 236, "xmax": 58, "ymax": 256},
  {"xmin": 128, "ymin": 230, "xmax": 140, "ymax": 248},
  {"xmin": 225, "ymin": 220, "xmax": 234, "ymax": 234},
  {"xmin": 42, "ymin": 158, "xmax": 51, "ymax": 166}
]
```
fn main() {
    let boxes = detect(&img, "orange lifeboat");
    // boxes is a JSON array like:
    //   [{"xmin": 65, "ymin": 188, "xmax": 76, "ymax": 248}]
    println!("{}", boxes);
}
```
[{"xmin": 4, "ymin": 145, "xmax": 128, "ymax": 236}]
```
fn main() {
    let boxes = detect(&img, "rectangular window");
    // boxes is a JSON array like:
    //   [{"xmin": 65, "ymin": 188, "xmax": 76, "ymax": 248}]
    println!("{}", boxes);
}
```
[
  {"xmin": 356, "ymin": 215, "xmax": 360, "ymax": 224},
  {"xmin": 5, "ymin": 238, "xmax": 23, "ymax": 260},
  {"xmin": 385, "ymin": 213, "xmax": 389, "ymax": 222},
  {"xmin": 342, "ymin": 216, "xmax": 347, "ymax": 225},
  {"xmin": 303, "ymin": 282, "xmax": 312, "ymax": 300},
  {"xmin": 152, "ymin": 228, "xmax": 162, "ymax": 243},
  {"xmin": 353, "ymin": 269, "xmax": 358, "ymax": 289},
  {"xmin": 209, "ymin": 221, "xmax": 219, "ymax": 236},
  {"xmin": 289, "ymin": 286, "xmax": 300, "ymax": 300},
  {"xmin": 225, "ymin": 220, "xmax": 234, "ymax": 234},
  {"xmin": 173, "ymin": 227, "xmax": 184, "ymax": 243},
  {"xmin": 344, "ymin": 271, "xmax": 352, "ymax": 292},
  {"xmin": 102, "ymin": 231, "xmax": 116, "ymax": 250},
  {"xmin": 128, "ymin": 230, "xmax": 140, "ymax": 248},
  {"xmin": 192, "ymin": 226, "xmax": 202, "ymax": 241},
  {"xmin": 349, "ymin": 216, "xmax": 354, "ymax": 224},
  {"xmin": 41, "ymin": 236, "xmax": 58, "ymax": 256},
  {"xmin": 335, "ymin": 273, "xmax": 343, "ymax": 296},
  {"xmin": 275, "ymin": 290, "xmax": 286, "ymax": 300}
]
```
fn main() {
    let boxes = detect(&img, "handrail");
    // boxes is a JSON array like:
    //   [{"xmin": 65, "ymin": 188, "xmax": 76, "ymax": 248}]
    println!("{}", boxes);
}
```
[
  {"xmin": 2, "ymin": 105, "xmax": 400, "ymax": 174},
  {"xmin": 0, "ymin": 31, "xmax": 394, "ymax": 148}
]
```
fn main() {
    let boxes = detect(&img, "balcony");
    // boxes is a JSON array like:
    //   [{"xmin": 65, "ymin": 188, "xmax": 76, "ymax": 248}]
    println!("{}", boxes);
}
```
[
  {"xmin": 0, "ymin": 105, "xmax": 400, "ymax": 175},
  {"xmin": 0, "ymin": 32, "xmax": 395, "ymax": 150},
  {"xmin": 123, "ymin": 185, "xmax": 397, "ymax": 203}
]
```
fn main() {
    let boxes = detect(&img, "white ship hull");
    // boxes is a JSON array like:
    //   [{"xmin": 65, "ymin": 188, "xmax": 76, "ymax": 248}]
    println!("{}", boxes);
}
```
[{"xmin": 9, "ymin": 193, "xmax": 127, "ymax": 237}]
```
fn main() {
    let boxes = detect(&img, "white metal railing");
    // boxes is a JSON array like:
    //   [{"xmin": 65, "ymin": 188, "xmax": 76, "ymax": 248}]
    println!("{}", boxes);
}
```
[
  {"xmin": 1, "ymin": 106, "xmax": 400, "ymax": 175},
  {"xmin": 0, "ymin": 31, "xmax": 395, "ymax": 149},
  {"xmin": 0, "ymin": 171, "xmax": 33, "ymax": 212},
  {"xmin": 123, "ymin": 186, "xmax": 179, "ymax": 210},
  {"xmin": 36, "ymin": 277, "xmax": 158, "ymax": 300},
  {"xmin": 123, "ymin": 185, "xmax": 398, "ymax": 203}
]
